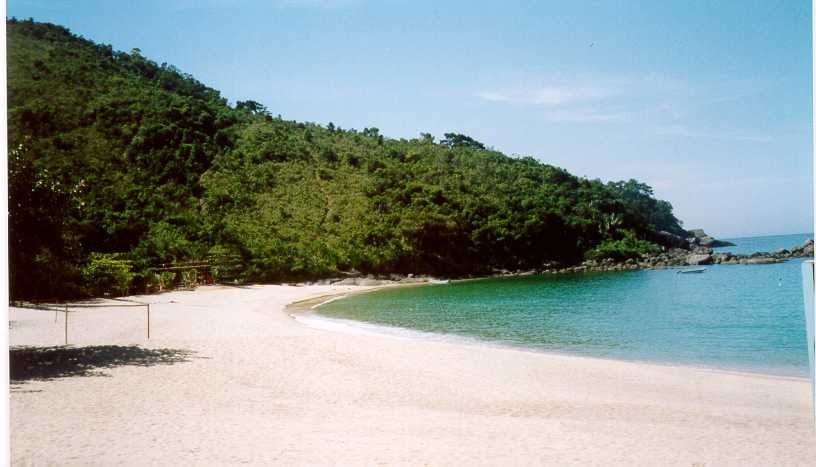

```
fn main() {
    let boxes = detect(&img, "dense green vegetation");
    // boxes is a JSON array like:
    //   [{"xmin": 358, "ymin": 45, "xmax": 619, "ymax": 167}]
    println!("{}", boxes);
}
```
[{"xmin": 7, "ymin": 19, "xmax": 686, "ymax": 299}]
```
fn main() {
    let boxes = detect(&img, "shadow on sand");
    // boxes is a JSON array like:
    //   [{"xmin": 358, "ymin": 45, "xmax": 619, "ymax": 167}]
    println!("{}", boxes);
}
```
[{"xmin": 10, "ymin": 345, "xmax": 195, "ymax": 383}]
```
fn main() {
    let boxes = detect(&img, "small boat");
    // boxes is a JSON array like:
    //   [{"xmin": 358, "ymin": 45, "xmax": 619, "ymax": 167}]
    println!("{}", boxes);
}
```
[{"xmin": 677, "ymin": 268, "xmax": 706, "ymax": 274}]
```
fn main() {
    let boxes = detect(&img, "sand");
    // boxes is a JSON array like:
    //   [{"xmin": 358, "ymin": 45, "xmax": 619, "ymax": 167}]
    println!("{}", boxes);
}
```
[{"xmin": 9, "ymin": 284, "xmax": 816, "ymax": 465}]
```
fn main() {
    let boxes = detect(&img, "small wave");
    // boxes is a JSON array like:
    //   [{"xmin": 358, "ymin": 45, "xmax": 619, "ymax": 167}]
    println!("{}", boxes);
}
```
[
  {"xmin": 310, "ymin": 295, "xmax": 348, "ymax": 309},
  {"xmin": 292, "ymin": 312, "xmax": 499, "ymax": 347}
]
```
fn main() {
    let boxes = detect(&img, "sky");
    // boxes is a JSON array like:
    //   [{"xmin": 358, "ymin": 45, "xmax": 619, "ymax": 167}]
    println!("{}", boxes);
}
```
[{"xmin": 7, "ymin": 0, "xmax": 813, "ymax": 238}]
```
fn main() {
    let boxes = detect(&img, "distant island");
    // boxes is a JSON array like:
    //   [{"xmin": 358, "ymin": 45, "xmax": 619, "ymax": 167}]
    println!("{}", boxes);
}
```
[{"xmin": 5, "ymin": 19, "xmax": 799, "ymax": 300}]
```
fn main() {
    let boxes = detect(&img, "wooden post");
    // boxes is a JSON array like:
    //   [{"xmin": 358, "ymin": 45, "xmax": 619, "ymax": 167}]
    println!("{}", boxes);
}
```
[
  {"xmin": 147, "ymin": 304, "xmax": 150, "ymax": 339},
  {"xmin": 64, "ymin": 304, "xmax": 68, "ymax": 345}
]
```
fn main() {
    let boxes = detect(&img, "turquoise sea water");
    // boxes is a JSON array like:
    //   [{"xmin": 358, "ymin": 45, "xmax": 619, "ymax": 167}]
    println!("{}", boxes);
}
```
[
  {"xmin": 714, "ymin": 232, "xmax": 812, "ymax": 255},
  {"xmin": 317, "ymin": 233, "xmax": 814, "ymax": 376}
]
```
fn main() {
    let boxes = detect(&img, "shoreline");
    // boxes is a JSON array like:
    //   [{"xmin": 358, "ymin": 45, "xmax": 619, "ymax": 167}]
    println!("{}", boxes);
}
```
[
  {"xmin": 296, "ymin": 238, "xmax": 813, "ymax": 286},
  {"xmin": 287, "ymin": 283, "xmax": 810, "ymax": 381},
  {"xmin": 10, "ymin": 283, "xmax": 816, "ymax": 465}
]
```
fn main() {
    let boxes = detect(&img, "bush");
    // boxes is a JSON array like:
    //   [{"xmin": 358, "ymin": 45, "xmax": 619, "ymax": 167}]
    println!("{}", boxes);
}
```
[
  {"xmin": 81, "ymin": 253, "xmax": 135, "ymax": 296},
  {"xmin": 180, "ymin": 269, "xmax": 198, "ymax": 287},
  {"xmin": 587, "ymin": 230, "xmax": 659, "ymax": 261},
  {"xmin": 144, "ymin": 271, "xmax": 177, "ymax": 292},
  {"xmin": 159, "ymin": 271, "xmax": 176, "ymax": 289}
]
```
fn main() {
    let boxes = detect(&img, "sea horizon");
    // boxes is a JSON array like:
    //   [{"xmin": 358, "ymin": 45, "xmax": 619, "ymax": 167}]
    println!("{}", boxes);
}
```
[{"xmin": 723, "ymin": 231, "xmax": 813, "ymax": 240}]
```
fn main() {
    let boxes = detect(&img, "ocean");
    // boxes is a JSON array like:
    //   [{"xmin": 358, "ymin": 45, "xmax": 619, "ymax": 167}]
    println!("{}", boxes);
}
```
[{"xmin": 314, "ymin": 233, "xmax": 814, "ymax": 376}]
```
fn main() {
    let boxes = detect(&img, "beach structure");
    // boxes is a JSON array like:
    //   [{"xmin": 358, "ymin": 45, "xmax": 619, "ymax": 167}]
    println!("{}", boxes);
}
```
[
  {"xmin": 148, "ymin": 261, "xmax": 213, "ymax": 292},
  {"xmin": 802, "ymin": 260, "xmax": 815, "ymax": 421},
  {"xmin": 14, "ymin": 298, "xmax": 151, "ymax": 344}
]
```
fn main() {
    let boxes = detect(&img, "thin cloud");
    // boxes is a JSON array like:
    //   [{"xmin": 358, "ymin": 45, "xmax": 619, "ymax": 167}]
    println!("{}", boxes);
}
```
[
  {"xmin": 474, "ymin": 74, "xmax": 673, "ymax": 125},
  {"xmin": 477, "ymin": 84, "xmax": 616, "ymax": 106},
  {"xmin": 476, "ymin": 79, "xmax": 627, "ymax": 124},
  {"xmin": 543, "ymin": 109, "xmax": 629, "ymax": 123},
  {"xmin": 695, "ymin": 174, "xmax": 810, "ymax": 191},
  {"xmin": 655, "ymin": 125, "xmax": 773, "ymax": 143}
]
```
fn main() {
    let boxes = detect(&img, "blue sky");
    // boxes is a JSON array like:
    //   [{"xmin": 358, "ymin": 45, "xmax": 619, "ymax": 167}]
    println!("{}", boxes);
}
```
[{"xmin": 8, "ymin": 0, "xmax": 813, "ymax": 237}]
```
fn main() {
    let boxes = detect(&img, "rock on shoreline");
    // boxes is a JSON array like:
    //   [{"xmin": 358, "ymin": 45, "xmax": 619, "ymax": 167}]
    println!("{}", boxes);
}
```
[
  {"xmin": 686, "ymin": 229, "xmax": 736, "ymax": 248},
  {"xmin": 496, "ymin": 238, "xmax": 814, "ymax": 277},
  {"xmin": 559, "ymin": 238, "xmax": 813, "ymax": 275},
  {"xmin": 300, "ymin": 239, "xmax": 814, "ymax": 284}
]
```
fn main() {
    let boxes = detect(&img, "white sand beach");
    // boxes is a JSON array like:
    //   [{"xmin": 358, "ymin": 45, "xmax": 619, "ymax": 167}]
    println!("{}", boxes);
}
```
[{"xmin": 9, "ymin": 284, "xmax": 816, "ymax": 465}]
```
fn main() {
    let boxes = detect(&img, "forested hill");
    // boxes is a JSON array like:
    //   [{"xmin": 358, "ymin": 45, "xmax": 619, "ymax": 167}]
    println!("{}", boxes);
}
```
[{"xmin": 8, "ymin": 19, "xmax": 686, "ymax": 299}]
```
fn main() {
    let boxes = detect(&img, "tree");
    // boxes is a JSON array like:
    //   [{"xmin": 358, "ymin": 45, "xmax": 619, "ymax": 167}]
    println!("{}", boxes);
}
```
[
  {"xmin": 606, "ymin": 179, "xmax": 684, "ymax": 236},
  {"xmin": 362, "ymin": 127, "xmax": 380, "ymax": 138},
  {"xmin": 236, "ymin": 100, "xmax": 267, "ymax": 115},
  {"xmin": 440, "ymin": 132, "xmax": 485, "ymax": 150}
]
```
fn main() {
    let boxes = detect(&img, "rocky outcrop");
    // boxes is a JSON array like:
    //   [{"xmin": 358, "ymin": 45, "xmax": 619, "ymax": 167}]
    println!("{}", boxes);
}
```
[
  {"xmin": 547, "ymin": 238, "xmax": 814, "ymax": 275},
  {"xmin": 788, "ymin": 239, "xmax": 814, "ymax": 257},
  {"xmin": 309, "ymin": 239, "xmax": 815, "ymax": 282},
  {"xmin": 653, "ymin": 230, "xmax": 689, "ymax": 249},
  {"xmin": 738, "ymin": 257, "xmax": 786, "ymax": 265},
  {"xmin": 686, "ymin": 229, "xmax": 735, "ymax": 248},
  {"xmin": 686, "ymin": 254, "xmax": 713, "ymax": 265},
  {"xmin": 655, "ymin": 239, "xmax": 811, "ymax": 267}
]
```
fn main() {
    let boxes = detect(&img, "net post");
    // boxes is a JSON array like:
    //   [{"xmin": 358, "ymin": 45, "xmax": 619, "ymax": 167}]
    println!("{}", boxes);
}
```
[
  {"xmin": 64, "ymin": 304, "xmax": 68, "ymax": 345},
  {"xmin": 147, "ymin": 304, "xmax": 150, "ymax": 339}
]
